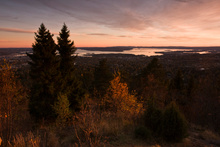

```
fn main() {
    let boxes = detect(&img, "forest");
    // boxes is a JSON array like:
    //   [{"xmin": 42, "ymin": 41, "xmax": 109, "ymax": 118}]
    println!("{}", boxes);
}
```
[{"xmin": 0, "ymin": 24, "xmax": 220, "ymax": 147}]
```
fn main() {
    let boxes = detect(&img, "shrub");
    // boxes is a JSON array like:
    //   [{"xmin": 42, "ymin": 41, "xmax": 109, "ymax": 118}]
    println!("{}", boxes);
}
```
[
  {"xmin": 53, "ymin": 94, "xmax": 71, "ymax": 127},
  {"xmin": 134, "ymin": 125, "xmax": 151, "ymax": 140},
  {"xmin": 73, "ymin": 98, "xmax": 104, "ymax": 147},
  {"xmin": 162, "ymin": 101, "xmax": 187, "ymax": 142},
  {"xmin": 144, "ymin": 104, "xmax": 163, "ymax": 136}
]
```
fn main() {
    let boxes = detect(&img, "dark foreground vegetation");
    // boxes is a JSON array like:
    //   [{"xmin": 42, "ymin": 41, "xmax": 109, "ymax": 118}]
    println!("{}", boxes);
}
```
[{"xmin": 0, "ymin": 24, "xmax": 220, "ymax": 146}]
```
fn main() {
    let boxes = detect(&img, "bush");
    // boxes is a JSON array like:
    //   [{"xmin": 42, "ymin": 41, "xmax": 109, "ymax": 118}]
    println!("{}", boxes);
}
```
[
  {"xmin": 53, "ymin": 94, "xmax": 71, "ymax": 127},
  {"xmin": 134, "ymin": 125, "xmax": 151, "ymax": 140},
  {"xmin": 163, "ymin": 101, "xmax": 187, "ymax": 142},
  {"xmin": 144, "ymin": 104, "xmax": 163, "ymax": 135}
]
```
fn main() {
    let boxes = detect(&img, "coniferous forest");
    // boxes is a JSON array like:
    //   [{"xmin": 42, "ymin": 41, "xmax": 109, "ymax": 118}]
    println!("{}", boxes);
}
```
[{"xmin": 0, "ymin": 24, "xmax": 220, "ymax": 146}]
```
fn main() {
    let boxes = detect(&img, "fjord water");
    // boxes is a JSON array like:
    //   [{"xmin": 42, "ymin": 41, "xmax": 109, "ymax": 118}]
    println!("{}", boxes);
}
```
[
  {"xmin": 76, "ymin": 48, "xmax": 195, "ymax": 57},
  {"xmin": 8, "ymin": 47, "xmax": 210, "ymax": 58}
]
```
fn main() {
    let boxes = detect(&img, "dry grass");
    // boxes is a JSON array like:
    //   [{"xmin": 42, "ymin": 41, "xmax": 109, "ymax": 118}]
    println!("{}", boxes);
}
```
[
  {"xmin": 73, "ymin": 101, "xmax": 105, "ymax": 147},
  {"xmin": 72, "ymin": 97, "xmax": 141, "ymax": 147},
  {"xmin": 7, "ymin": 128, "xmax": 61, "ymax": 147},
  {"xmin": 8, "ymin": 132, "xmax": 40, "ymax": 147}
]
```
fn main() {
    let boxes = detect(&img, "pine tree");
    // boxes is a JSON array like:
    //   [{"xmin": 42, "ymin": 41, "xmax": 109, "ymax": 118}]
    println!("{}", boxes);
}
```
[
  {"xmin": 144, "ymin": 98, "xmax": 163, "ymax": 135},
  {"xmin": 94, "ymin": 59, "xmax": 113, "ymax": 97},
  {"xmin": 163, "ymin": 101, "xmax": 187, "ymax": 142},
  {"xmin": 169, "ymin": 69, "xmax": 185, "ymax": 105},
  {"xmin": 173, "ymin": 70, "xmax": 184, "ymax": 91},
  {"xmin": 139, "ymin": 58, "xmax": 167, "ymax": 109},
  {"xmin": 142, "ymin": 58, "xmax": 165, "ymax": 80},
  {"xmin": 57, "ymin": 24, "xmax": 84, "ymax": 111},
  {"xmin": 27, "ymin": 23, "xmax": 60, "ymax": 121}
]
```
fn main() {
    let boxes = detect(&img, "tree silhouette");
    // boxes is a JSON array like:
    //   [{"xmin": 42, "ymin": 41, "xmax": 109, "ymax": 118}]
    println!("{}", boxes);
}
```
[
  {"xmin": 139, "ymin": 58, "xmax": 167, "ymax": 109},
  {"xmin": 27, "ymin": 23, "xmax": 60, "ymax": 121},
  {"xmin": 163, "ymin": 101, "xmax": 187, "ymax": 142},
  {"xmin": 94, "ymin": 59, "xmax": 113, "ymax": 97},
  {"xmin": 57, "ymin": 24, "xmax": 84, "ymax": 111},
  {"xmin": 142, "ymin": 58, "xmax": 165, "ymax": 81},
  {"xmin": 173, "ymin": 70, "xmax": 184, "ymax": 91},
  {"xmin": 168, "ymin": 69, "xmax": 185, "ymax": 105}
]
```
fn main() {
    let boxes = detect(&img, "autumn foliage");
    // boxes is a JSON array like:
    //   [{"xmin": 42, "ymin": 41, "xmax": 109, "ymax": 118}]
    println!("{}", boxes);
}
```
[
  {"xmin": 104, "ymin": 72, "xmax": 143, "ymax": 118},
  {"xmin": 0, "ymin": 59, "xmax": 28, "ymax": 145}
]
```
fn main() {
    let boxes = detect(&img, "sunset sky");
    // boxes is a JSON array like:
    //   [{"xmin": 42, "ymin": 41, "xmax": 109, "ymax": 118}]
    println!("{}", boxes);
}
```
[{"xmin": 1, "ymin": 0, "xmax": 220, "ymax": 48}]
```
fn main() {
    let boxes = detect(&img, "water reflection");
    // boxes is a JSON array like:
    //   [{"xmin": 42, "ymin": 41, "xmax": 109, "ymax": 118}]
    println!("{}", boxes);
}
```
[
  {"xmin": 75, "ymin": 49, "xmax": 121, "ymax": 56},
  {"xmin": 76, "ymin": 48, "xmax": 194, "ymax": 57},
  {"xmin": 183, "ymin": 51, "xmax": 210, "ymax": 54},
  {"xmin": 122, "ymin": 48, "xmax": 192, "ymax": 56}
]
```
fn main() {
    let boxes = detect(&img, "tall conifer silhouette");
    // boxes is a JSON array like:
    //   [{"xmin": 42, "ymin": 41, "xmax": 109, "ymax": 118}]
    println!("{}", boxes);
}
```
[
  {"xmin": 27, "ymin": 23, "xmax": 60, "ymax": 121},
  {"xmin": 57, "ymin": 24, "xmax": 84, "ymax": 110}
]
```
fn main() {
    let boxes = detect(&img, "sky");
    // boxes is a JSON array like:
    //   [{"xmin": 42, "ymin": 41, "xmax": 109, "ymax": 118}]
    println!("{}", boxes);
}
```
[{"xmin": 1, "ymin": 0, "xmax": 220, "ymax": 47}]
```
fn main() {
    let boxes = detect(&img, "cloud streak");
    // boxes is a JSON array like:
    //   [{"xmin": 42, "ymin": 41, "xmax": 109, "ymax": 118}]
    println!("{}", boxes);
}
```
[
  {"xmin": 87, "ymin": 33, "xmax": 111, "ymax": 36},
  {"xmin": 34, "ymin": 0, "xmax": 153, "ymax": 31},
  {"xmin": 0, "ymin": 28, "xmax": 34, "ymax": 34}
]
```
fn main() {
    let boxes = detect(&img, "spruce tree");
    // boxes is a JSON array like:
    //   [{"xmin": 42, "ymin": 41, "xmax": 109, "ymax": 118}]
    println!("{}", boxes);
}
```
[
  {"xmin": 142, "ymin": 58, "xmax": 165, "ymax": 80},
  {"xmin": 27, "ymin": 23, "xmax": 60, "ymax": 121},
  {"xmin": 174, "ymin": 70, "xmax": 184, "ymax": 91},
  {"xmin": 94, "ymin": 59, "xmax": 113, "ymax": 97},
  {"xmin": 139, "ymin": 58, "xmax": 167, "ymax": 108},
  {"xmin": 163, "ymin": 101, "xmax": 187, "ymax": 142},
  {"xmin": 57, "ymin": 24, "xmax": 84, "ymax": 111}
]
